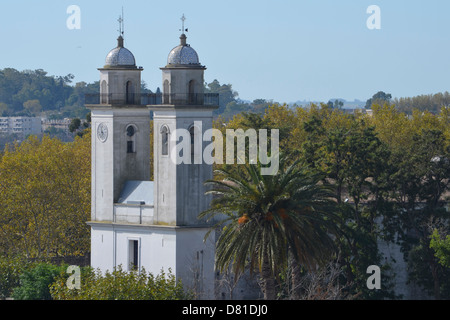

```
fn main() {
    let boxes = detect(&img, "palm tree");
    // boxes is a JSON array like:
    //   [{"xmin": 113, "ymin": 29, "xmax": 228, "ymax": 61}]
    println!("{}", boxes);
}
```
[{"xmin": 199, "ymin": 154, "xmax": 341, "ymax": 300}]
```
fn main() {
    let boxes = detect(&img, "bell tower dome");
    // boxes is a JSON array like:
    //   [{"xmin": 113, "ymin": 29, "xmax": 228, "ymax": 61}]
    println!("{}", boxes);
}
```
[
  {"xmin": 99, "ymin": 35, "xmax": 143, "ymax": 105},
  {"xmin": 161, "ymin": 31, "xmax": 206, "ymax": 105}
]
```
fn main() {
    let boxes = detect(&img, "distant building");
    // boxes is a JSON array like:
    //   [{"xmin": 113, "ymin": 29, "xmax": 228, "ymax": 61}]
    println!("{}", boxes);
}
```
[
  {"xmin": 342, "ymin": 108, "xmax": 373, "ymax": 116},
  {"xmin": 41, "ymin": 118, "xmax": 72, "ymax": 133},
  {"xmin": 0, "ymin": 117, "xmax": 42, "ymax": 136}
]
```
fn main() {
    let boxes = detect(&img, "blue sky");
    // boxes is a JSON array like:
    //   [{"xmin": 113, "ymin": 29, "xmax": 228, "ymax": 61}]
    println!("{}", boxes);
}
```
[{"xmin": 0, "ymin": 0, "xmax": 449, "ymax": 104}]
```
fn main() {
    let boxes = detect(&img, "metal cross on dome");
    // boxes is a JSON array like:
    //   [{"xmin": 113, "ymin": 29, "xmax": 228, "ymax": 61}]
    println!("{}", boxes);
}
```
[
  {"xmin": 180, "ymin": 14, "xmax": 188, "ymax": 33},
  {"xmin": 118, "ymin": 8, "xmax": 124, "ymax": 36}
]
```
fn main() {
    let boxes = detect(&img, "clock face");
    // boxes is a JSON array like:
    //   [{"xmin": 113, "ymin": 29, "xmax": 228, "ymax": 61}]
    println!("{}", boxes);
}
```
[{"xmin": 97, "ymin": 123, "xmax": 108, "ymax": 142}]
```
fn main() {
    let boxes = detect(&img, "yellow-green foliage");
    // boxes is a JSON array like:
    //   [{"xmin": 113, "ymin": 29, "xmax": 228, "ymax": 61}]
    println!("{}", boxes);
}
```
[
  {"xmin": 215, "ymin": 103, "xmax": 449, "ymax": 158},
  {"xmin": 0, "ymin": 131, "xmax": 91, "ymax": 258}
]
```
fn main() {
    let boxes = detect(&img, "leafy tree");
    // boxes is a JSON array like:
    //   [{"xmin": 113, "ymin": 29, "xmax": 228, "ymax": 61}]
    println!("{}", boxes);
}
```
[
  {"xmin": 366, "ymin": 91, "xmax": 392, "ymax": 108},
  {"xmin": 382, "ymin": 128, "xmax": 450, "ymax": 299},
  {"xmin": 12, "ymin": 263, "xmax": 67, "ymax": 300},
  {"xmin": 251, "ymin": 99, "xmax": 273, "ymax": 114},
  {"xmin": 0, "ymin": 68, "xmax": 74, "ymax": 114},
  {"xmin": 221, "ymin": 101, "xmax": 250, "ymax": 120},
  {"xmin": 0, "ymin": 256, "xmax": 31, "ymax": 299},
  {"xmin": 50, "ymin": 266, "xmax": 190, "ymax": 300},
  {"xmin": 300, "ymin": 114, "xmax": 327, "ymax": 171},
  {"xmin": 204, "ymin": 79, "xmax": 238, "ymax": 115},
  {"xmin": 0, "ymin": 102, "xmax": 8, "ymax": 116},
  {"xmin": 327, "ymin": 100, "xmax": 344, "ymax": 109},
  {"xmin": 199, "ymin": 155, "xmax": 341, "ymax": 299},
  {"xmin": 342, "ymin": 123, "xmax": 387, "ymax": 216},
  {"xmin": 23, "ymin": 100, "xmax": 42, "ymax": 115},
  {"xmin": 394, "ymin": 92, "xmax": 450, "ymax": 115},
  {"xmin": 0, "ymin": 133, "xmax": 91, "ymax": 258},
  {"xmin": 430, "ymin": 229, "xmax": 450, "ymax": 268},
  {"xmin": 408, "ymin": 238, "xmax": 450, "ymax": 299},
  {"xmin": 69, "ymin": 118, "xmax": 81, "ymax": 133},
  {"xmin": 140, "ymin": 80, "xmax": 152, "ymax": 94}
]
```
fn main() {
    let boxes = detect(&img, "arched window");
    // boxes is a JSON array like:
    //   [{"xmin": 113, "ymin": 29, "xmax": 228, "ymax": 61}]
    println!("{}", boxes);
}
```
[
  {"xmin": 101, "ymin": 80, "xmax": 108, "ymax": 104},
  {"xmin": 126, "ymin": 81, "xmax": 134, "ymax": 104},
  {"xmin": 188, "ymin": 80, "xmax": 196, "ymax": 104},
  {"xmin": 161, "ymin": 125, "xmax": 169, "ymax": 156},
  {"xmin": 163, "ymin": 80, "xmax": 170, "ymax": 104},
  {"xmin": 126, "ymin": 124, "xmax": 136, "ymax": 154}
]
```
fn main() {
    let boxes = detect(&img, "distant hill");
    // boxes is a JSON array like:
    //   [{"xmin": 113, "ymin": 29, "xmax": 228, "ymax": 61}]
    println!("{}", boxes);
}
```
[
  {"xmin": 0, "ymin": 68, "xmax": 97, "ymax": 119},
  {"xmin": 1, "ymin": 67, "xmax": 447, "ymax": 120}
]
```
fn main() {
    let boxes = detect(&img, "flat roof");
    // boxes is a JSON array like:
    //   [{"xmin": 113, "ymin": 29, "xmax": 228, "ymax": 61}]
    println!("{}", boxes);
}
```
[{"xmin": 118, "ymin": 180, "xmax": 154, "ymax": 205}]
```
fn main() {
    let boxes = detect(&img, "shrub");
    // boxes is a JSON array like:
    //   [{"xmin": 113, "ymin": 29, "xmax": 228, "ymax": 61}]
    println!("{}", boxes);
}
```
[
  {"xmin": 12, "ymin": 263, "xmax": 67, "ymax": 300},
  {"xmin": 50, "ymin": 265, "xmax": 192, "ymax": 300},
  {"xmin": 0, "ymin": 256, "xmax": 31, "ymax": 299}
]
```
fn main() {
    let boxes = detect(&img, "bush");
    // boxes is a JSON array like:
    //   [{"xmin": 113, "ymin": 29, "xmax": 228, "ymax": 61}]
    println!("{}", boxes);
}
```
[
  {"xmin": 12, "ymin": 263, "xmax": 67, "ymax": 300},
  {"xmin": 50, "ymin": 265, "xmax": 192, "ymax": 300},
  {"xmin": 0, "ymin": 256, "xmax": 31, "ymax": 299}
]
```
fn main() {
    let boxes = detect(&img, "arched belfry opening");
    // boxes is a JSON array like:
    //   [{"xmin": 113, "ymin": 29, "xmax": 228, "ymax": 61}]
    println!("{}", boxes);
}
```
[
  {"xmin": 101, "ymin": 80, "xmax": 108, "ymax": 104},
  {"xmin": 163, "ymin": 80, "xmax": 170, "ymax": 104},
  {"xmin": 188, "ymin": 80, "xmax": 196, "ymax": 104},
  {"xmin": 126, "ymin": 81, "xmax": 134, "ymax": 104}
]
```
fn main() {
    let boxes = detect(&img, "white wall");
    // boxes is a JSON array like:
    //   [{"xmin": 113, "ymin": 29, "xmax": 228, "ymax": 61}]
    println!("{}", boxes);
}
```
[{"xmin": 90, "ymin": 225, "xmax": 115, "ymax": 272}]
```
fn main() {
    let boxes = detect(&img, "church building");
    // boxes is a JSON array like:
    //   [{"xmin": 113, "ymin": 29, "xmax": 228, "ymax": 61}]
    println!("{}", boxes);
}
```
[{"xmin": 86, "ymin": 22, "xmax": 218, "ymax": 299}]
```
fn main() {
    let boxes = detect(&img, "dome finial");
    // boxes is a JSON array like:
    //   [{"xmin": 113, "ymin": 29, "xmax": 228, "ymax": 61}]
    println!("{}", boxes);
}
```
[
  {"xmin": 117, "ymin": 35, "xmax": 124, "ymax": 48},
  {"xmin": 180, "ymin": 34, "xmax": 187, "ymax": 46}
]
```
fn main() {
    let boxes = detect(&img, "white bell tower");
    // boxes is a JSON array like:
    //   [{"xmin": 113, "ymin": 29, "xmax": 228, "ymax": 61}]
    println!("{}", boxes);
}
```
[
  {"xmin": 88, "ymin": 34, "xmax": 150, "ymax": 223},
  {"xmin": 148, "ymin": 24, "xmax": 218, "ymax": 298},
  {"xmin": 151, "ymin": 31, "xmax": 215, "ymax": 226},
  {"xmin": 87, "ymin": 32, "xmax": 152, "ymax": 273}
]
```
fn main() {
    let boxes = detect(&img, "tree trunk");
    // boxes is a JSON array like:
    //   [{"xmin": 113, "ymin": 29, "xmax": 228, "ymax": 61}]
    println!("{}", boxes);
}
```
[
  {"xmin": 289, "ymin": 251, "xmax": 303, "ymax": 299},
  {"xmin": 430, "ymin": 257, "xmax": 441, "ymax": 300},
  {"xmin": 261, "ymin": 256, "xmax": 277, "ymax": 300}
]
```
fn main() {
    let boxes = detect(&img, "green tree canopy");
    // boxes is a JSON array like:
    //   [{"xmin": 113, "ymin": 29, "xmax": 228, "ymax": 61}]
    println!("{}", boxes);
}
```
[{"xmin": 366, "ymin": 91, "xmax": 392, "ymax": 108}]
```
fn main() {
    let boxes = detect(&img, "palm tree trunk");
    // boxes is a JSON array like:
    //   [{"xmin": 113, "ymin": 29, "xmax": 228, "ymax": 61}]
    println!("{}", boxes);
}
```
[
  {"xmin": 261, "ymin": 255, "xmax": 277, "ymax": 300},
  {"xmin": 289, "ymin": 252, "xmax": 303, "ymax": 299}
]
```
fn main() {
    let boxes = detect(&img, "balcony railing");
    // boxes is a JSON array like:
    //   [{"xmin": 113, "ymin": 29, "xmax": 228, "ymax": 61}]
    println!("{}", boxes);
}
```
[
  {"xmin": 85, "ymin": 93, "xmax": 219, "ymax": 106},
  {"xmin": 84, "ymin": 93, "xmax": 161, "ymax": 105}
]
